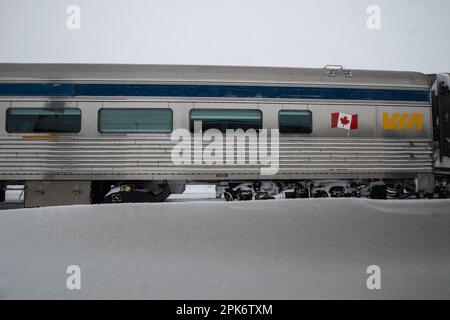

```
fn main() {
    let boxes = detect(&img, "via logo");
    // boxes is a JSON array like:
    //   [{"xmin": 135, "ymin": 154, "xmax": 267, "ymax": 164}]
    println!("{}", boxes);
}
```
[{"xmin": 382, "ymin": 112, "xmax": 423, "ymax": 131}]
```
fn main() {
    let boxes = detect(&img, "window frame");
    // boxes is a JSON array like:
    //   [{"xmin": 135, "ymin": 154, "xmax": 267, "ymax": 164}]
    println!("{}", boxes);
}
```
[
  {"xmin": 189, "ymin": 108, "xmax": 263, "ymax": 132},
  {"xmin": 97, "ymin": 107, "xmax": 174, "ymax": 134},
  {"xmin": 278, "ymin": 109, "xmax": 313, "ymax": 134},
  {"xmin": 5, "ymin": 107, "xmax": 82, "ymax": 134}
]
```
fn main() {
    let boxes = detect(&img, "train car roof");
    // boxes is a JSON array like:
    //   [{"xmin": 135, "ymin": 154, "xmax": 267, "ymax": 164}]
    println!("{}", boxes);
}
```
[{"xmin": 0, "ymin": 63, "xmax": 430, "ymax": 89}]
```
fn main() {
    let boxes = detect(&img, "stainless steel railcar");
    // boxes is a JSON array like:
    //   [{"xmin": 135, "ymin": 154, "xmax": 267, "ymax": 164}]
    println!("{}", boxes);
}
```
[{"xmin": 0, "ymin": 64, "xmax": 448, "ymax": 206}]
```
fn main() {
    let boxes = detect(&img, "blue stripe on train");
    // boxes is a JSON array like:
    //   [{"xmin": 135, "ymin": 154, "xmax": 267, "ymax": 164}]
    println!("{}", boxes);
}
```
[
  {"xmin": 0, "ymin": 83, "xmax": 430, "ymax": 102},
  {"xmin": 0, "ymin": 83, "xmax": 73, "ymax": 96}
]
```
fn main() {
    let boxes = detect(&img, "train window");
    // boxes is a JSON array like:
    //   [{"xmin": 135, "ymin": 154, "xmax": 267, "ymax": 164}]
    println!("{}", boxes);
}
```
[
  {"xmin": 278, "ymin": 110, "xmax": 312, "ymax": 134},
  {"xmin": 98, "ymin": 108, "xmax": 172, "ymax": 133},
  {"xmin": 6, "ymin": 108, "xmax": 81, "ymax": 133},
  {"xmin": 190, "ymin": 109, "xmax": 262, "ymax": 132}
]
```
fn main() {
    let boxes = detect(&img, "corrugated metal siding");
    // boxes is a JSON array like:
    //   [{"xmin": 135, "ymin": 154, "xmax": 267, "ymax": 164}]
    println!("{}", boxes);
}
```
[{"xmin": 0, "ymin": 136, "xmax": 433, "ymax": 180}]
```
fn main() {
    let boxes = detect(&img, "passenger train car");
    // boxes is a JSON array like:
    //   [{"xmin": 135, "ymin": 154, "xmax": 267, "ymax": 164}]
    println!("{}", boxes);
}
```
[{"xmin": 0, "ymin": 64, "xmax": 449, "ymax": 207}]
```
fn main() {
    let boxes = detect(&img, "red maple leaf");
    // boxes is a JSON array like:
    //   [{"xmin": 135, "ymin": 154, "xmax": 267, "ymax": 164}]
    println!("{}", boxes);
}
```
[{"xmin": 340, "ymin": 116, "xmax": 350, "ymax": 125}]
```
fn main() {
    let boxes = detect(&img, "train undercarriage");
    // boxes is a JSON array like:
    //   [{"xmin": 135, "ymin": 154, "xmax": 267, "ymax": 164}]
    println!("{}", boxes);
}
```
[
  {"xmin": 89, "ymin": 174, "xmax": 449, "ymax": 203},
  {"xmin": 216, "ymin": 177, "xmax": 450, "ymax": 201},
  {"xmin": 2, "ymin": 176, "xmax": 448, "ymax": 208},
  {"xmin": 1, "ymin": 174, "xmax": 449, "ymax": 208}
]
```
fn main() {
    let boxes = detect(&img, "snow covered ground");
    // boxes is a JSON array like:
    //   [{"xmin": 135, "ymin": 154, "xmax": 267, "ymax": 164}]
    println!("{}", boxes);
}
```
[
  {"xmin": 167, "ymin": 184, "xmax": 218, "ymax": 201},
  {"xmin": 0, "ymin": 198, "xmax": 450, "ymax": 299}
]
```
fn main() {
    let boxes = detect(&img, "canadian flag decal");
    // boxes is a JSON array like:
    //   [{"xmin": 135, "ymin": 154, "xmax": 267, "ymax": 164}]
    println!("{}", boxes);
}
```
[{"xmin": 331, "ymin": 112, "xmax": 358, "ymax": 130}]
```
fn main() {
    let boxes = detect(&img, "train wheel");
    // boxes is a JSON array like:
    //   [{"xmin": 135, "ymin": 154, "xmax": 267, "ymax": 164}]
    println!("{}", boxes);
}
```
[
  {"xmin": 224, "ymin": 192, "xmax": 234, "ymax": 201},
  {"xmin": 103, "ymin": 185, "xmax": 170, "ymax": 204},
  {"xmin": 424, "ymin": 192, "xmax": 435, "ymax": 199}
]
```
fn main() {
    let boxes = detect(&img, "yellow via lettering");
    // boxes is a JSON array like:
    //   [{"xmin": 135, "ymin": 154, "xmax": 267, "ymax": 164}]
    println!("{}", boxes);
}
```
[
  {"xmin": 382, "ymin": 113, "xmax": 399, "ymax": 130},
  {"xmin": 382, "ymin": 112, "xmax": 423, "ymax": 130},
  {"xmin": 406, "ymin": 113, "xmax": 423, "ymax": 130}
]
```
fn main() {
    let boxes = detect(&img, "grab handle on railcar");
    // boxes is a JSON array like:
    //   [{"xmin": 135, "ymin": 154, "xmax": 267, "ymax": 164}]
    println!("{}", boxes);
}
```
[{"xmin": 324, "ymin": 65, "xmax": 352, "ymax": 77}]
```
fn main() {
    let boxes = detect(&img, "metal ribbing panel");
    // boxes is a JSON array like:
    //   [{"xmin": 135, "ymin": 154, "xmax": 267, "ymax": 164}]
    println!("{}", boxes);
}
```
[{"xmin": 0, "ymin": 137, "xmax": 433, "ymax": 179}]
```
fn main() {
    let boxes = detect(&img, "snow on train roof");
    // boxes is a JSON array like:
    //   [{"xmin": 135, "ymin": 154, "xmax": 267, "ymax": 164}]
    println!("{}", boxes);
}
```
[{"xmin": 0, "ymin": 63, "xmax": 430, "ymax": 89}]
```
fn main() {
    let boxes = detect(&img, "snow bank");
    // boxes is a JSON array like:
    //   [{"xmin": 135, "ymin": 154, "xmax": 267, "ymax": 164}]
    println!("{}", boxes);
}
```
[
  {"xmin": 1, "ymin": 198, "xmax": 450, "ymax": 299},
  {"xmin": 167, "ymin": 184, "xmax": 217, "ymax": 201}
]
